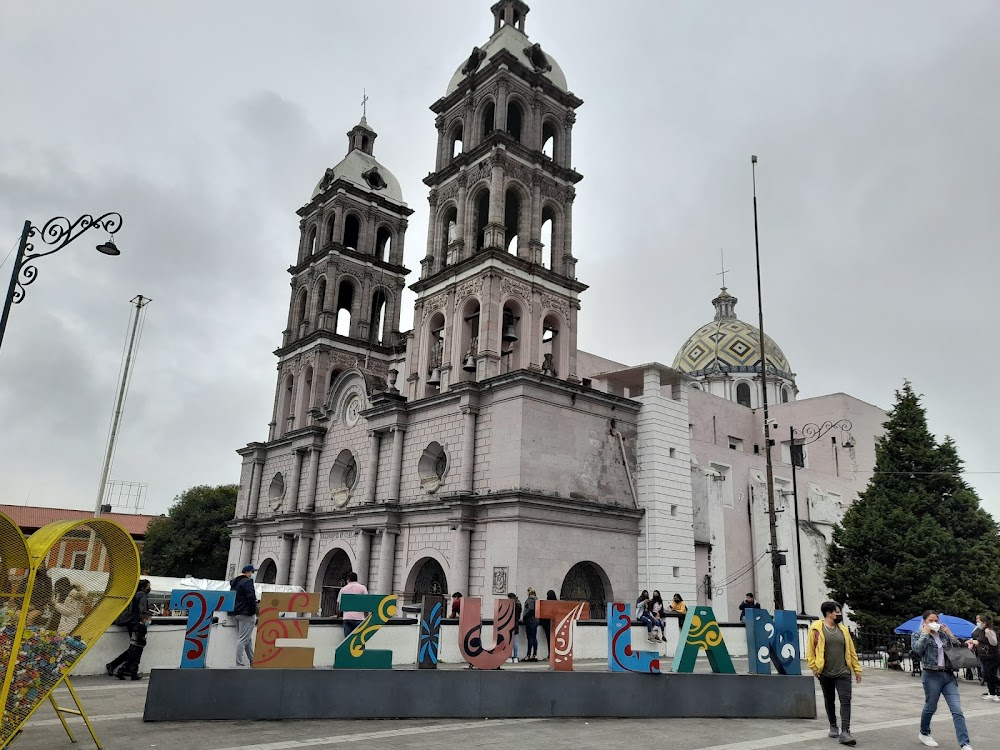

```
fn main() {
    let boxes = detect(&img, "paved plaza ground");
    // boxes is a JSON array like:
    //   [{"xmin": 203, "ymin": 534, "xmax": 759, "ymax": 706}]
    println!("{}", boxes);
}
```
[{"xmin": 13, "ymin": 661, "xmax": 1000, "ymax": 750}]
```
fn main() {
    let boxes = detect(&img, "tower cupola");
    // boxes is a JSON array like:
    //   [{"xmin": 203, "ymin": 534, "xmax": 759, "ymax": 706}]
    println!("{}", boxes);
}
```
[
  {"xmin": 492, "ymin": 0, "xmax": 529, "ymax": 33},
  {"xmin": 347, "ymin": 116, "xmax": 377, "ymax": 156}
]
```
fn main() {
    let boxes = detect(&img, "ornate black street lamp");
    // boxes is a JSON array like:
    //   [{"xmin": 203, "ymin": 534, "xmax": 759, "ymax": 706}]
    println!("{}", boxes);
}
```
[
  {"xmin": 789, "ymin": 419, "xmax": 853, "ymax": 614},
  {"xmin": 0, "ymin": 213, "xmax": 123, "ymax": 352}
]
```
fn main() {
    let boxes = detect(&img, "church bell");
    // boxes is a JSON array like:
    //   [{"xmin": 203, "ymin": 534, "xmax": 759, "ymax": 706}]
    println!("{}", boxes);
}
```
[
  {"xmin": 426, "ymin": 366, "xmax": 442, "ymax": 386},
  {"xmin": 501, "ymin": 320, "xmax": 519, "ymax": 342},
  {"xmin": 462, "ymin": 353, "xmax": 477, "ymax": 372}
]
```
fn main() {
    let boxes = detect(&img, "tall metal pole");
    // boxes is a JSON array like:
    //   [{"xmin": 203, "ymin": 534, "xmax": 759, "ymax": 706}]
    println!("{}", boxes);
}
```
[
  {"xmin": 751, "ymin": 155, "xmax": 784, "ymax": 611},
  {"xmin": 94, "ymin": 295, "xmax": 151, "ymax": 517},
  {"xmin": 790, "ymin": 425, "xmax": 805, "ymax": 614},
  {"xmin": 0, "ymin": 221, "xmax": 32, "ymax": 352}
]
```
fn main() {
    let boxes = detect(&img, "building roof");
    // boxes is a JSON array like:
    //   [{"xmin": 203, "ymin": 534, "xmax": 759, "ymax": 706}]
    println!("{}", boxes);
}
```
[
  {"xmin": 446, "ymin": 22, "xmax": 568, "ymax": 96},
  {"xmin": 672, "ymin": 287, "xmax": 794, "ymax": 380},
  {"xmin": 0, "ymin": 505, "xmax": 159, "ymax": 537},
  {"xmin": 311, "ymin": 147, "xmax": 405, "ymax": 205}
]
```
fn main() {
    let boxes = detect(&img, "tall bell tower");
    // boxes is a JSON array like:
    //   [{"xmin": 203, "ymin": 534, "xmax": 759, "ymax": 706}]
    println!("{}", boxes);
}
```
[
  {"xmin": 269, "ymin": 116, "xmax": 412, "ymax": 440},
  {"xmin": 405, "ymin": 0, "xmax": 585, "ymax": 399}
]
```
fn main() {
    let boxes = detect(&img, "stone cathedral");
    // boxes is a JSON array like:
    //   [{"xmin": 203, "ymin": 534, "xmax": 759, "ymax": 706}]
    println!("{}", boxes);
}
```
[{"xmin": 228, "ymin": 0, "xmax": 884, "ymax": 621}]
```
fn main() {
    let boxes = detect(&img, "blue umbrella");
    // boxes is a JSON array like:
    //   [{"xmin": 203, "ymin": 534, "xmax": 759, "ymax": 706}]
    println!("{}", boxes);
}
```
[{"xmin": 894, "ymin": 614, "xmax": 976, "ymax": 639}]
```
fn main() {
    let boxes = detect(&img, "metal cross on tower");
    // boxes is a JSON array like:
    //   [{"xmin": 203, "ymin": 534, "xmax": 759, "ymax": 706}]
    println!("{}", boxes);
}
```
[
  {"xmin": 717, "ymin": 248, "xmax": 729, "ymax": 288},
  {"xmin": 361, "ymin": 89, "xmax": 369, "ymax": 118}
]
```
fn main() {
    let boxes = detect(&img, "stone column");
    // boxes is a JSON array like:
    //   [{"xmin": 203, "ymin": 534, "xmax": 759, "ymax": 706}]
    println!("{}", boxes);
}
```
[
  {"xmin": 332, "ymin": 202, "xmax": 345, "ymax": 245},
  {"xmin": 528, "ymin": 180, "xmax": 543, "ymax": 264},
  {"xmin": 459, "ymin": 406, "xmax": 477, "ymax": 494},
  {"xmin": 488, "ymin": 160, "xmax": 504, "ymax": 225},
  {"xmin": 356, "ymin": 530, "xmax": 373, "ymax": 585},
  {"xmin": 288, "ymin": 447, "xmax": 306, "ymax": 513},
  {"xmin": 455, "ymin": 181, "xmax": 468, "ymax": 261},
  {"xmin": 376, "ymin": 529, "xmax": 397, "ymax": 593},
  {"xmin": 247, "ymin": 458, "xmax": 264, "ymax": 518},
  {"xmin": 237, "ymin": 536, "xmax": 255, "ymax": 573},
  {"xmin": 366, "ymin": 431, "xmax": 381, "ymax": 504},
  {"xmin": 387, "ymin": 426, "xmax": 405, "ymax": 501},
  {"xmin": 561, "ymin": 197, "xmax": 574, "ymax": 275},
  {"xmin": 451, "ymin": 526, "xmax": 471, "ymax": 597},
  {"xmin": 276, "ymin": 534, "xmax": 295, "ymax": 585},
  {"xmin": 303, "ymin": 447, "xmax": 321, "ymax": 513},
  {"xmin": 496, "ymin": 78, "xmax": 509, "ymax": 132},
  {"xmin": 292, "ymin": 532, "xmax": 312, "ymax": 588}
]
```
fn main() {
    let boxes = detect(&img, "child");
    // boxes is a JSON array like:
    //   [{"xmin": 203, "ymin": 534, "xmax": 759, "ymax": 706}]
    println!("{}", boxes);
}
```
[{"xmin": 116, "ymin": 615, "xmax": 150, "ymax": 681}]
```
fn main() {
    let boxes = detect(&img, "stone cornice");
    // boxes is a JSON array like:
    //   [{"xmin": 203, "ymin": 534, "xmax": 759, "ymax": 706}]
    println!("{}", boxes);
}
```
[
  {"xmin": 424, "ymin": 134, "xmax": 582, "ymax": 187},
  {"xmin": 288, "ymin": 243, "xmax": 411, "ymax": 279},
  {"xmin": 409, "ymin": 249, "xmax": 587, "ymax": 294},
  {"xmin": 298, "ymin": 180, "xmax": 415, "ymax": 218},
  {"xmin": 273, "ymin": 330, "xmax": 401, "ymax": 359}
]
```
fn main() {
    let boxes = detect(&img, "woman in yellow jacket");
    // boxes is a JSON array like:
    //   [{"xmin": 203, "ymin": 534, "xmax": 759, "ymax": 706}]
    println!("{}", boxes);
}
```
[{"xmin": 807, "ymin": 601, "xmax": 863, "ymax": 746}]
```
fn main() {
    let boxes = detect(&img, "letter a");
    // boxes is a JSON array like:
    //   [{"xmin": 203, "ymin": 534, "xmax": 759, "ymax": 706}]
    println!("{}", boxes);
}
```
[
  {"xmin": 458, "ymin": 597, "xmax": 515, "ymax": 670},
  {"xmin": 607, "ymin": 602, "xmax": 660, "ymax": 674},
  {"xmin": 746, "ymin": 608, "xmax": 801, "ymax": 675},
  {"xmin": 671, "ymin": 605, "xmax": 735, "ymax": 674}
]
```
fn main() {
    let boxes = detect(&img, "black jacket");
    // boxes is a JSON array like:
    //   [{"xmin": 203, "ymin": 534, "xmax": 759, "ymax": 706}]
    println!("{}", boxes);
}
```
[{"xmin": 229, "ymin": 575, "xmax": 258, "ymax": 617}]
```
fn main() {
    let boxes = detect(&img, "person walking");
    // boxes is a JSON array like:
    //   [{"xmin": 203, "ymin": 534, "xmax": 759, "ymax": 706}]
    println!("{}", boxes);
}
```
[
  {"xmin": 337, "ymin": 571, "xmax": 368, "ymax": 637},
  {"xmin": 967, "ymin": 614, "xmax": 999, "ymax": 702},
  {"xmin": 523, "ymin": 587, "xmax": 539, "ymax": 661},
  {"xmin": 912, "ymin": 610, "xmax": 974, "ymax": 750},
  {"xmin": 115, "ymin": 612, "xmax": 151, "ymax": 681},
  {"xmin": 739, "ymin": 592, "xmax": 758, "ymax": 622},
  {"xmin": 507, "ymin": 592, "xmax": 522, "ymax": 663},
  {"xmin": 230, "ymin": 564, "xmax": 259, "ymax": 668},
  {"xmin": 807, "ymin": 600, "xmax": 862, "ymax": 746},
  {"xmin": 106, "ymin": 579, "xmax": 151, "ymax": 676},
  {"xmin": 540, "ymin": 590, "xmax": 557, "ymax": 658}
]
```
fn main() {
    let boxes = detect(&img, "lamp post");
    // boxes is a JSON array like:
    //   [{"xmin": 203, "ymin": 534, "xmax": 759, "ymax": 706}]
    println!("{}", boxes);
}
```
[
  {"xmin": 751, "ymin": 155, "xmax": 783, "ymax": 611},
  {"xmin": 0, "ymin": 213, "xmax": 123, "ymax": 352},
  {"xmin": 789, "ymin": 419, "xmax": 853, "ymax": 615}
]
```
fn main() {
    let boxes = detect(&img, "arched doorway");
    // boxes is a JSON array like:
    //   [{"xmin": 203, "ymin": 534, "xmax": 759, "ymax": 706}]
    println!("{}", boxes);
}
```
[
  {"xmin": 409, "ymin": 557, "xmax": 448, "ymax": 605},
  {"xmin": 560, "ymin": 561, "xmax": 610, "ymax": 620},
  {"xmin": 319, "ymin": 549, "xmax": 353, "ymax": 616},
  {"xmin": 257, "ymin": 558, "xmax": 277, "ymax": 585}
]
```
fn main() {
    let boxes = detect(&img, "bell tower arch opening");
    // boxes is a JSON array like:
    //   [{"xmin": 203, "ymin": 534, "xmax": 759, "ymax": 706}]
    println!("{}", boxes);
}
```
[
  {"xmin": 458, "ymin": 298, "xmax": 481, "ymax": 382},
  {"xmin": 335, "ymin": 279, "xmax": 355, "ymax": 337}
]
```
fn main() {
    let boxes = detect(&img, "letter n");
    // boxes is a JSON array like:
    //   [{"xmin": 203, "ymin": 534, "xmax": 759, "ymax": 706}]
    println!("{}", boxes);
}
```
[{"xmin": 746, "ymin": 608, "xmax": 801, "ymax": 675}]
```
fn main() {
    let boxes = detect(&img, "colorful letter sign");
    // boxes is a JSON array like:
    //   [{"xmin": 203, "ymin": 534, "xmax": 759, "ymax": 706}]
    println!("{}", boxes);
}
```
[
  {"xmin": 418, "ymin": 596, "xmax": 445, "ymax": 669},
  {"xmin": 333, "ymin": 594, "xmax": 397, "ymax": 670},
  {"xmin": 607, "ymin": 602, "xmax": 660, "ymax": 674},
  {"xmin": 536, "ymin": 600, "xmax": 589, "ymax": 671},
  {"xmin": 253, "ymin": 592, "xmax": 320, "ymax": 669},
  {"xmin": 458, "ymin": 597, "xmax": 515, "ymax": 669},
  {"xmin": 746, "ymin": 608, "xmax": 801, "ymax": 675},
  {"xmin": 671, "ymin": 606, "xmax": 735, "ymax": 674},
  {"xmin": 170, "ymin": 589, "xmax": 235, "ymax": 669}
]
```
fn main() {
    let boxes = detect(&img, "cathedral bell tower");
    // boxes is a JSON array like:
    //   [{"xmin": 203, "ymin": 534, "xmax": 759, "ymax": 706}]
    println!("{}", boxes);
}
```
[
  {"xmin": 269, "ymin": 117, "xmax": 412, "ymax": 440},
  {"xmin": 405, "ymin": 0, "xmax": 586, "ymax": 399}
]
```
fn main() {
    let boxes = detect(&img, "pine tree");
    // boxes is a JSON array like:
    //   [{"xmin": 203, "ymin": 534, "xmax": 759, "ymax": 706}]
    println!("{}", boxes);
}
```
[{"xmin": 826, "ymin": 382, "xmax": 1000, "ymax": 629}]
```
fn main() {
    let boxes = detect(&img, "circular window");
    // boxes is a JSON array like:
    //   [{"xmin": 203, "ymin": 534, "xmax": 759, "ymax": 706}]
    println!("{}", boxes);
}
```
[
  {"xmin": 418, "ymin": 442, "xmax": 448, "ymax": 494},
  {"xmin": 268, "ymin": 473, "xmax": 285, "ymax": 510},
  {"xmin": 363, "ymin": 167, "xmax": 387, "ymax": 190},
  {"xmin": 343, "ymin": 394, "xmax": 362, "ymax": 427},
  {"xmin": 329, "ymin": 449, "xmax": 359, "ymax": 508}
]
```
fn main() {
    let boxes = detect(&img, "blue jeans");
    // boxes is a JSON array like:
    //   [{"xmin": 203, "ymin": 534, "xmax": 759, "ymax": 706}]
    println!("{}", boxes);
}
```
[
  {"xmin": 638, "ymin": 614, "xmax": 655, "ymax": 633},
  {"xmin": 525, "ymin": 621, "xmax": 538, "ymax": 656},
  {"xmin": 343, "ymin": 619, "xmax": 362, "ymax": 638},
  {"xmin": 920, "ymin": 670, "xmax": 970, "ymax": 746}
]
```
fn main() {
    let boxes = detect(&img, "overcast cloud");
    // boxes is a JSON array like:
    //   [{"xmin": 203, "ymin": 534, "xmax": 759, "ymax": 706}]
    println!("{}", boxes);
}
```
[{"xmin": 1, "ymin": 0, "xmax": 997, "ymax": 519}]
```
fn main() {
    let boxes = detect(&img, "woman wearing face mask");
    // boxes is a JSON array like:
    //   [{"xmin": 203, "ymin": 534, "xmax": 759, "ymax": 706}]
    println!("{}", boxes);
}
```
[
  {"xmin": 912, "ymin": 610, "xmax": 973, "ymax": 749},
  {"xmin": 966, "ymin": 614, "xmax": 999, "ymax": 702},
  {"xmin": 806, "ymin": 601, "xmax": 861, "ymax": 746}
]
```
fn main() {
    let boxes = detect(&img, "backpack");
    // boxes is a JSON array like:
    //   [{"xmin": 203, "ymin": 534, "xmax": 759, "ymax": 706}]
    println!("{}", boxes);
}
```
[{"xmin": 114, "ymin": 593, "xmax": 139, "ymax": 627}]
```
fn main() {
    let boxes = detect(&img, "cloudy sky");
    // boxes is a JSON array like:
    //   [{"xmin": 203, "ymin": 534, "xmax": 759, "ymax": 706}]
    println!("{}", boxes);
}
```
[{"xmin": 1, "ymin": 0, "xmax": 996, "ymax": 519}]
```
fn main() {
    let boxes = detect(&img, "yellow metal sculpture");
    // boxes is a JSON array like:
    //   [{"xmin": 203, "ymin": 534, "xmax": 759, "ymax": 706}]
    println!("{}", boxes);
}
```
[{"xmin": 0, "ymin": 512, "xmax": 139, "ymax": 748}]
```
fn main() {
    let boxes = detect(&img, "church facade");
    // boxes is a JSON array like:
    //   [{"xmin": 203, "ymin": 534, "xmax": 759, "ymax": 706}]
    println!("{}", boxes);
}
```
[{"xmin": 228, "ymin": 0, "xmax": 883, "ymax": 621}]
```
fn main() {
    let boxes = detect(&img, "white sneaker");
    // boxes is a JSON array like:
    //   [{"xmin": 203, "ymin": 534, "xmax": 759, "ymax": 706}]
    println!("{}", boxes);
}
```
[
  {"xmin": 960, "ymin": 744, "xmax": 973, "ymax": 750},
  {"xmin": 993, "ymin": 695, "xmax": 1000, "ymax": 702},
  {"xmin": 917, "ymin": 734, "xmax": 938, "ymax": 747},
  {"xmin": 982, "ymin": 694, "xmax": 994, "ymax": 700}
]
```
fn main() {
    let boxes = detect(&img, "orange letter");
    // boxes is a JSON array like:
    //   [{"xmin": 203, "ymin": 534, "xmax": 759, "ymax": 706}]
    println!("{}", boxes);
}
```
[
  {"xmin": 253, "ymin": 592, "xmax": 320, "ymax": 669},
  {"xmin": 537, "ymin": 600, "xmax": 589, "ymax": 671},
  {"xmin": 458, "ymin": 597, "xmax": 515, "ymax": 670}
]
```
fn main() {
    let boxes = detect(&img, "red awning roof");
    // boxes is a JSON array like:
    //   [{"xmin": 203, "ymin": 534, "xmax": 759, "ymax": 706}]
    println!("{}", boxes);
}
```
[{"xmin": 0, "ymin": 505, "xmax": 158, "ymax": 538}]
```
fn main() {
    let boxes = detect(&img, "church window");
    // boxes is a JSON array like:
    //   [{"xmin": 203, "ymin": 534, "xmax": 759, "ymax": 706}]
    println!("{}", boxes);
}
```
[
  {"xmin": 542, "ymin": 121, "xmax": 558, "ymax": 160},
  {"xmin": 481, "ymin": 102, "xmax": 496, "ymax": 140},
  {"xmin": 409, "ymin": 558, "xmax": 448, "ymax": 603},
  {"xmin": 257, "ymin": 559, "xmax": 278, "ymax": 585},
  {"xmin": 319, "ymin": 549, "xmax": 352, "ymax": 615},
  {"xmin": 369, "ymin": 289, "xmax": 388, "ymax": 345},
  {"xmin": 500, "ymin": 301, "xmax": 522, "ymax": 372},
  {"xmin": 376, "ymin": 227, "xmax": 392, "ymax": 262},
  {"xmin": 316, "ymin": 278, "xmax": 327, "ymax": 314},
  {"xmin": 279, "ymin": 375, "xmax": 294, "ymax": 434},
  {"xmin": 474, "ymin": 189, "xmax": 490, "ymax": 252},
  {"xmin": 504, "ymin": 187, "xmax": 522, "ymax": 255},
  {"xmin": 329, "ymin": 449, "xmax": 359, "ymax": 508},
  {"xmin": 343, "ymin": 214, "xmax": 361, "ymax": 251},
  {"xmin": 459, "ymin": 299, "xmax": 480, "ymax": 382},
  {"xmin": 335, "ymin": 279, "xmax": 354, "ymax": 337},
  {"xmin": 440, "ymin": 205, "xmax": 458, "ymax": 267},
  {"xmin": 506, "ymin": 101, "xmax": 523, "ymax": 143},
  {"xmin": 328, "ymin": 367, "xmax": 343, "ymax": 393},
  {"xmin": 450, "ymin": 124, "xmax": 464, "ymax": 160},
  {"xmin": 268, "ymin": 473, "xmax": 285, "ymax": 509},
  {"xmin": 540, "ymin": 206, "xmax": 555, "ymax": 268},
  {"xmin": 541, "ymin": 313, "xmax": 561, "ymax": 378},
  {"xmin": 327, "ymin": 216, "xmax": 337, "ymax": 244},
  {"xmin": 308, "ymin": 226, "xmax": 318, "ymax": 257},
  {"xmin": 295, "ymin": 288, "xmax": 309, "ymax": 330},
  {"xmin": 424, "ymin": 312, "xmax": 445, "ymax": 397},
  {"xmin": 781, "ymin": 386, "xmax": 790, "ymax": 403},
  {"xmin": 417, "ymin": 441, "xmax": 448, "ymax": 493},
  {"xmin": 736, "ymin": 382, "xmax": 751, "ymax": 408},
  {"xmin": 361, "ymin": 135, "xmax": 370, "ymax": 152}
]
